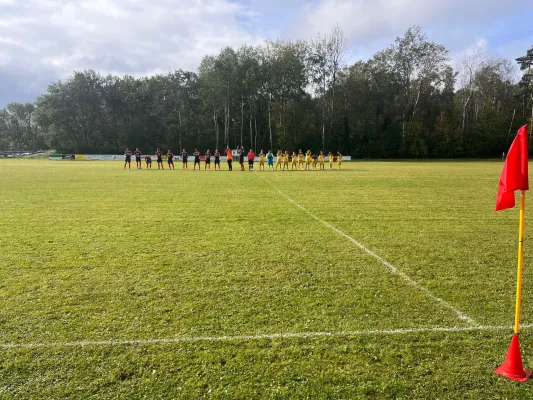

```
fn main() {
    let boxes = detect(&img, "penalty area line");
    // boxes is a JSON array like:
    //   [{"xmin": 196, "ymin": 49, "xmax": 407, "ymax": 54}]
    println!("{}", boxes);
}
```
[
  {"xmin": 257, "ymin": 174, "xmax": 477, "ymax": 326},
  {"xmin": 0, "ymin": 325, "xmax": 528, "ymax": 349}
]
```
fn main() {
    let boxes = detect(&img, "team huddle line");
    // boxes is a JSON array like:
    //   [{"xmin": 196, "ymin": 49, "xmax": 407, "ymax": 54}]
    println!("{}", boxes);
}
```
[{"xmin": 123, "ymin": 147, "xmax": 343, "ymax": 171}]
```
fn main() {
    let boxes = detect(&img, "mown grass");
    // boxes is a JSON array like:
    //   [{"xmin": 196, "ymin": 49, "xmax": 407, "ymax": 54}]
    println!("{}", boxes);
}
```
[{"xmin": 1, "ymin": 159, "xmax": 533, "ymax": 398}]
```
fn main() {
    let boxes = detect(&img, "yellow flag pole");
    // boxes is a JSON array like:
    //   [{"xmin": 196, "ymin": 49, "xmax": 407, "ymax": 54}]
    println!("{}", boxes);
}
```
[{"xmin": 514, "ymin": 190, "xmax": 526, "ymax": 334}]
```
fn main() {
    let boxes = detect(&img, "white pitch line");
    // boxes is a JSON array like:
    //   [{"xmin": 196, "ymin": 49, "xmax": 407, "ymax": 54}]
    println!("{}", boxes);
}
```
[
  {"xmin": 1, "ymin": 324, "xmax": 528, "ymax": 349},
  {"xmin": 257, "ymin": 174, "xmax": 477, "ymax": 326}
]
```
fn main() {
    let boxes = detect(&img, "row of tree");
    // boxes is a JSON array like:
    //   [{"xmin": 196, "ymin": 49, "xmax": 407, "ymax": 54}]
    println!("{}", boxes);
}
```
[{"xmin": 1, "ymin": 26, "xmax": 532, "ymax": 158}]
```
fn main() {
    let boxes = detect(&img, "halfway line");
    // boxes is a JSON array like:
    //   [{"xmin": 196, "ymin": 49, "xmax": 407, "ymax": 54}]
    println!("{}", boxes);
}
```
[
  {"xmin": 0, "ymin": 324, "xmax": 525, "ymax": 349},
  {"xmin": 257, "ymin": 174, "xmax": 477, "ymax": 326}
]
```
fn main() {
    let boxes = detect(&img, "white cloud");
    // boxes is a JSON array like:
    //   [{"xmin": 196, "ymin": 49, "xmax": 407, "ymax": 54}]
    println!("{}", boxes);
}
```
[
  {"xmin": 287, "ymin": 0, "xmax": 524, "ymax": 46},
  {"xmin": 449, "ymin": 38, "xmax": 488, "ymax": 69},
  {"xmin": 286, "ymin": 0, "xmax": 532, "ymax": 69},
  {"xmin": 1, "ymin": 0, "xmax": 532, "ymax": 107},
  {"xmin": 0, "ymin": 0, "xmax": 262, "ymax": 106}
]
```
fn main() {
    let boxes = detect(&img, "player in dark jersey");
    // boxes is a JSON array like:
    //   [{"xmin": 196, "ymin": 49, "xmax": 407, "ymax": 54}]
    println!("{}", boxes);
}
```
[
  {"xmin": 238, "ymin": 146, "xmax": 245, "ymax": 171},
  {"xmin": 124, "ymin": 148, "xmax": 132, "ymax": 170},
  {"xmin": 156, "ymin": 148, "xmax": 164, "ymax": 169},
  {"xmin": 214, "ymin": 149, "xmax": 221, "ymax": 170},
  {"xmin": 134, "ymin": 148, "xmax": 142, "ymax": 169},
  {"xmin": 311, "ymin": 153, "xmax": 318, "ymax": 171},
  {"xmin": 144, "ymin": 155, "xmax": 152, "ymax": 169},
  {"xmin": 193, "ymin": 148, "xmax": 201, "ymax": 170},
  {"xmin": 181, "ymin": 149, "xmax": 188, "ymax": 169},
  {"xmin": 205, "ymin": 150, "xmax": 211, "ymax": 170},
  {"xmin": 167, "ymin": 150, "xmax": 175, "ymax": 170}
]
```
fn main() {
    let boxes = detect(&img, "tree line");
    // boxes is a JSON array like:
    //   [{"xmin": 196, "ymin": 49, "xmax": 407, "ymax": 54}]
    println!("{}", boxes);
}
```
[{"xmin": 1, "ymin": 26, "xmax": 532, "ymax": 158}]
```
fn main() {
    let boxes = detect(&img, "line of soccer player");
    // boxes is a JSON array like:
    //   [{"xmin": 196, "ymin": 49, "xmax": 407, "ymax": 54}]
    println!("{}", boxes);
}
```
[
  {"xmin": 123, "ymin": 147, "xmax": 343, "ymax": 171},
  {"xmin": 255, "ymin": 150, "xmax": 343, "ymax": 171}
]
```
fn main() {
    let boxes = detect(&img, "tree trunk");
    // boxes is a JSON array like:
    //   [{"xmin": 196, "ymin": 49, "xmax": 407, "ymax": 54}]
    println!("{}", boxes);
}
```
[
  {"xmin": 507, "ymin": 109, "xmax": 516, "ymax": 142},
  {"xmin": 213, "ymin": 108, "xmax": 219, "ymax": 150},
  {"xmin": 279, "ymin": 111, "xmax": 283, "ymax": 148},
  {"xmin": 227, "ymin": 81, "xmax": 231, "ymax": 148},
  {"xmin": 268, "ymin": 94, "xmax": 273, "ymax": 150},
  {"xmin": 530, "ymin": 99, "xmax": 533, "ymax": 136},
  {"xmin": 178, "ymin": 109, "xmax": 183, "ymax": 152},
  {"xmin": 401, "ymin": 78, "xmax": 411, "ymax": 141},
  {"xmin": 410, "ymin": 79, "xmax": 423, "ymax": 126},
  {"xmin": 283, "ymin": 100, "xmax": 287, "ymax": 148},
  {"xmin": 254, "ymin": 116, "xmax": 258, "ymax": 153},
  {"xmin": 322, "ymin": 73, "xmax": 327, "ymax": 151},
  {"xmin": 401, "ymin": 103, "xmax": 407, "ymax": 140},
  {"xmin": 329, "ymin": 71, "xmax": 336, "ymax": 145},
  {"xmin": 240, "ymin": 93, "xmax": 244, "ymax": 146},
  {"xmin": 249, "ymin": 103, "xmax": 253, "ymax": 150},
  {"xmin": 461, "ymin": 93, "xmax": 472, "ymax": 135},
  {"xmin": 322, "ymin": 111, "xmax": 325, "ymax": 151},
  {"xmin": 224, "ymin": 102, "xmax": 228, "ymax": 147},
  {"xmin": 113, "ymin": 109, "xmax": 118, "ymax": 153}
]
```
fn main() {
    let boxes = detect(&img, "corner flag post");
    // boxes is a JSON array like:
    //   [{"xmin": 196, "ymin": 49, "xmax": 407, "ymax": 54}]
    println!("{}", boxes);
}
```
[
  {"xmin": 494, "ymin": 125, "xmax": 531, "ymax": 382},
  {"xmin": 515, "ymin": 191, "xmax": 526, "ymax": 334}
]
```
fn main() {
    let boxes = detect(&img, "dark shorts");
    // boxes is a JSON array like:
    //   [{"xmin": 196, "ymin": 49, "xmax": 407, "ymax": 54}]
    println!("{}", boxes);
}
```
[
  {"xmin": 168, "ymin": 159, "xmax": 174, "ymax": 164},
  {"xmin": 135, "ymin": 157, "xmax": 141, "ymax": 162},
  {"xmin": 215, "ymin": 158, "xmax": 220, "ymax": 164},
  {"xmin": 183, "ymin": 158, "xmax": 187, "ymax": 163},
  {"xmin": 205, "ymin": 158, "xmax": 210, "ymax": 164},
  {"xmin": 194, "ymin": 158, "xmax": 200, "ymax": 164},
  {"xmin": 157, "ymin": 158, "xmax": 163, "ymax": 163},
  {"xmin": 268, "ymin": 159, "xmax": 273, "ymax": 166},
  {"xmin": 146, "ymin": 159, "xmax": 152, "ymax": 164},
  {"xmin": 125, "ymin": 156, "xmax": 131, "ymax": 162},
  {"xmin": 248, "ymin": 160, "xmax": 254, "ymax": 166}
]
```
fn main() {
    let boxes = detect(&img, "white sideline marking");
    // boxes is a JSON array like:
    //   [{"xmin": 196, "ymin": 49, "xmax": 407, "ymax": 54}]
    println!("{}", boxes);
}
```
[
  {"xmin": 257, "ymin": 174, "xmax": 477, "ymax": 326},
  {"xmin": 1, "ymin": 325, "xmax": 528, "ymax": 349}
]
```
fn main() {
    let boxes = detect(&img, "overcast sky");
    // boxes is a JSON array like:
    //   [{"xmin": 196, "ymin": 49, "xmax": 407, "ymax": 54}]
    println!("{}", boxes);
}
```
[{"xmin": 1, "ymin": 0, "xmax": 532, "ymax": 108}]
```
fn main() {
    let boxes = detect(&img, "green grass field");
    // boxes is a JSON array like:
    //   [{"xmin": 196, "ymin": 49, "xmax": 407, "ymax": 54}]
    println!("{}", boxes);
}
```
[{"xmin": 1, "ymin": 159, "xmax": 533, "ymax": 398}]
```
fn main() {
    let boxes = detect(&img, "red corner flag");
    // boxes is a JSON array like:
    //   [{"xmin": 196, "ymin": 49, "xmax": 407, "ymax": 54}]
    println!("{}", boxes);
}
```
[{"xmin": 496, "ymin": 125, "xmax": 529, "ymax": 211}]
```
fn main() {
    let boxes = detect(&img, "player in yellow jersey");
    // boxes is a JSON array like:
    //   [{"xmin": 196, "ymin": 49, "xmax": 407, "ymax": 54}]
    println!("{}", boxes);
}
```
[
  {"xmin": 319, "ymin": 151, "xmax": 325, "ymax": 170},
  {"xmin": 283, "ymin": 151, "xmax": 289, "ymax": 170},
  {"xmin": 305, "ymin": 150, "xmax": 312, "ymax": 170},
  {"xmin": 275, "ymin": 150, "xmax": 283, "ymax": 170},
  {"xmin": 337, "ymin": 151, "xmax": 342, "ymax": 170},
  {"xmin": 328, "ymin": 152, "xmax": 334, "ymax": 169},
  {"xmin": 297, "ymin": 150, "xmax": 304, "ymax": 170},
  {"xmin": 258, "ymin": 150, "xmax": 265, "ymax": 171},
  {"xmin": 291, "ymin": 151, "xmax": 297, "ymax": 170}
]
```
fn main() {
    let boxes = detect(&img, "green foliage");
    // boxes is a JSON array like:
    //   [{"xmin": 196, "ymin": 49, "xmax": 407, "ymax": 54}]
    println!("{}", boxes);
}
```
[
  {"xmin": 0, "ymin": 27, "xmax": 530, "ymax": 157},
  {"xmin": 516, "ymin": 46, "xmax": 533, "ymax": 129},
  {"xmin": 0, "ymin": 102, "xmax": 45, "ymax": 151}
]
